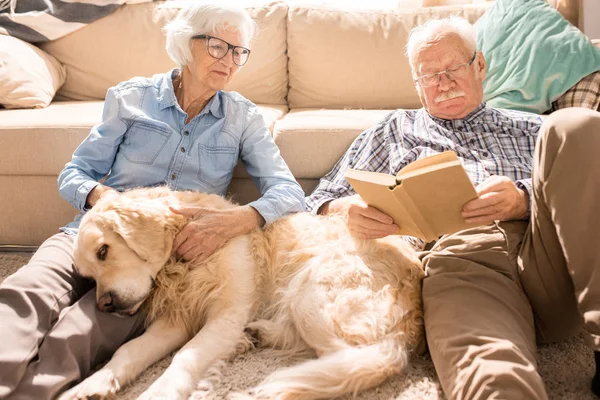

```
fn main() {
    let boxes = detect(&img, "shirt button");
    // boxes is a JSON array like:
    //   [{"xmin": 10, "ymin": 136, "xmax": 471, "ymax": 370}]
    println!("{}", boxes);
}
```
[
  {"xmin": 469, "ymin": 139, "xmax": 476, "ymax": 145},
  {"xmin": 481, "ymin": 151, "xmax": 489, "ymax": 157},
  {"xmin": 171, "ymin": 174, "xmax": 176, "ymax": 180},
  {"xmin": 183, "ymin": 130, "xmax": 189, "ymax": 136},
  {"xmin": 180, "ymin": 147, "xmax": 185, "ymax": 153}
]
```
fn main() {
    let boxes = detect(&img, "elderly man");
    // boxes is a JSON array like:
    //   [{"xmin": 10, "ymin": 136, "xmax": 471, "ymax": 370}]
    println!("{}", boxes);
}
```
[{"xmin": 306, "ymin": 16, "xmax": 600, "ymax": 400}]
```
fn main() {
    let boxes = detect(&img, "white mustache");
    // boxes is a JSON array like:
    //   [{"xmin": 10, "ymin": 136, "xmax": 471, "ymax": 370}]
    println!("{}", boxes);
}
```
[{"xmin": 434, "ymin": 90, "xmax": 466, "ymax": 103}]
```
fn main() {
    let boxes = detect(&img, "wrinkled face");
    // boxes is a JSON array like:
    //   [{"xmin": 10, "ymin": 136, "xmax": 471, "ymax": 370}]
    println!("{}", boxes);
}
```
[
  {"xmin": 187, "ymin": 28, "xmax": 248, "ymax": 91},
  {"xmin": 73, "ymin": 195, "xmax": 178, "ymax": 316},
  {"xmin": 413, "ymin": 34, "xmax": 486, "ymax": 120}
]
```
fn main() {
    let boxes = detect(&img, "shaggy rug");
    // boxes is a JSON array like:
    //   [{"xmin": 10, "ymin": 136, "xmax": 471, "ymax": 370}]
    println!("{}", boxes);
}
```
[{"xmin": 0, "ymin": 252, "xmax": 597, "ymax": 400}]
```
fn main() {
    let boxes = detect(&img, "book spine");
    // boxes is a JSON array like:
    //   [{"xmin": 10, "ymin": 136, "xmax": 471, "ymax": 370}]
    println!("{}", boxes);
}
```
[{"xmin": 394, "ymin": 184, "xmax": 437, "ymax": 242}]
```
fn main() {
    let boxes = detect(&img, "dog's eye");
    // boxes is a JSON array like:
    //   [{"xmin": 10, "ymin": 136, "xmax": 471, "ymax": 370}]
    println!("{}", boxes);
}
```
[{"xmin": 96, "ymin": 244, "xmax": 109, "ymax": 261}]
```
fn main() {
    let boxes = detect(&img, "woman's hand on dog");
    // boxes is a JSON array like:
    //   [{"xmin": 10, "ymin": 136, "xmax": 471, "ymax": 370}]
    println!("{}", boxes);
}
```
[
  {"xmin": 170, "ymin": 205, "xmax": 264, "ymax": 262},
  {"xmin": 322, "ymin": 195, "xmax": 399, "ymax": 239},
  {"xmin": 85, "ymin": 184, "xmax": 119, "ymax": 208}
]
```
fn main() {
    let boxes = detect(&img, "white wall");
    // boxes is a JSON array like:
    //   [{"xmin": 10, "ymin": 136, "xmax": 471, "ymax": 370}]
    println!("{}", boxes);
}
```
[{"xmin": 582, "ymin": 0, "xmax": 600, "ymax": 39}]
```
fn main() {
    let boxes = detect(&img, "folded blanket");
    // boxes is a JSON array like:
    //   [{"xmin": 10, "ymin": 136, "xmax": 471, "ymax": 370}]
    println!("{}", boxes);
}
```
[{"xmin": 0, "ymin": 0, "xmax": 152, "ymax": 43}]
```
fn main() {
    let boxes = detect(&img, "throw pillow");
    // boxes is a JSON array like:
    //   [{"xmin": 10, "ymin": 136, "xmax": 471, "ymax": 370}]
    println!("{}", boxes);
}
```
[
  {"xmin": 548, "ymin": 70, "xmax": 600, "ymax": 112},
  {"xmin": 475, "ymin": 0, "xmax": 600, "ymax": 114},
  {"xmin": 549, "ymin": 41, "xmax": 600, "ymax": 112},
  {"xmin": 0, "ymin": 34, "xmax": 66, "ymax": 109}
]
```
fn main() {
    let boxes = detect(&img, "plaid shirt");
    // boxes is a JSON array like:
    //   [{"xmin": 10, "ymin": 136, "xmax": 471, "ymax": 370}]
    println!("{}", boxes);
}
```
[{"xmin": 306, "ymin": 103, "xmax": 543, "ymax": 246}]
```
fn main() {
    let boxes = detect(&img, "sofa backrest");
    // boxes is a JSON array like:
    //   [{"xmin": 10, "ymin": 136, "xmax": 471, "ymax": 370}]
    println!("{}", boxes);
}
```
[
  {"xmin": 40, "ymin": 1, "xmax": 493, "ymax": 109},
  {"xmin": 40, "ymin": 1, "xmax": 289, "ymax": 105},
  {"xmin": 286, "ymin": 3, "xmax": 492, "ymax": 110}
]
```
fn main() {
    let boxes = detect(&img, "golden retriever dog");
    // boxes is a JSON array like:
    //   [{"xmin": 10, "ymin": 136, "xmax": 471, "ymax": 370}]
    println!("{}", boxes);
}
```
[{"xmin": 58, "ymin": 187, "xmax": 424, "ymax": 400}]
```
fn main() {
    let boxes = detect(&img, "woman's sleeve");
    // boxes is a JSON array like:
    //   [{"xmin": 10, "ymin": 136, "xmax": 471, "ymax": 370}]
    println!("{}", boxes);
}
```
[
  {"xmin": 57, "ymin": 88, "xmax": 128, "ymax": 211},
  {"xmin": 239, "ymin": 105, "xmax": 305, "ymax": 225}
]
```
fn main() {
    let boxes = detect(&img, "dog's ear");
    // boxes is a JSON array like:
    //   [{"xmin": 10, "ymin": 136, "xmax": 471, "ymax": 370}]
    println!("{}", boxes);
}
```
[{"xmin": 100, "ymin": 197, "xmax": 186, "ymax": 264}]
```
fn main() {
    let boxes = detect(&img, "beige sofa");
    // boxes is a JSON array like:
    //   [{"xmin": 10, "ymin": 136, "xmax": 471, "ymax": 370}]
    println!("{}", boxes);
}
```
[{"xmin": 0, "ymin": 0, "xmax": 579, "ymax": 246}]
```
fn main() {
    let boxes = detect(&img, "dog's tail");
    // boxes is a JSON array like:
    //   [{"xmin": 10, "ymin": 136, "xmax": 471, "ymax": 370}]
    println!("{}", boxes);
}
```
[{"xmin": 232, "ymin": 336, "xmax": 408, "ymax": 400}]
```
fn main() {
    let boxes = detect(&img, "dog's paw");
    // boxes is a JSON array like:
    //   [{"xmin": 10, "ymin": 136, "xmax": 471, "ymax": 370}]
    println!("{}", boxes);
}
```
[
  {"xmin": 57, "ymin": 369, "xmax": 120, "ymax": 400},
  {"xmin": 137, "ymin": 378, "xmax": 190, "ymax": 400},
  {"xmin": 227, "ymin": 391, "xmax": 256, "ymax": 400},
  {"xmin": 137, "ymin": 388, "xmax": 181, "ymax": 400}
]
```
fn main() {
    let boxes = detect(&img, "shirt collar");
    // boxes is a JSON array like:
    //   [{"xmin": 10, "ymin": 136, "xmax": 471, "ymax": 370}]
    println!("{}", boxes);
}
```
[
  {"xmin": 157, "ymin": 68, "xmax": 225, "ymax": 119},
  {"xmin": 426, "ymin": 101, "xmax": 487, "ymax": 126}
]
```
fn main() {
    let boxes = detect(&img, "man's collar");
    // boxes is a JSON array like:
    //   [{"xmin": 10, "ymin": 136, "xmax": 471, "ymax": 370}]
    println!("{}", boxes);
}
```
[
  {"xmin": 426, "ymin": 102, "xmax": 487, "ymax": 125},
  {"xmin": 158, "ymin": 68, "xmax": 225, "ymax": 119}
]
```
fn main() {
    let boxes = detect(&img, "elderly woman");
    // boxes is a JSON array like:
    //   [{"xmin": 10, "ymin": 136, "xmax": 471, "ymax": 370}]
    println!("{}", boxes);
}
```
[{"xmin": 0, "ymin": 3, "xmax": 304, "ymax": 399}]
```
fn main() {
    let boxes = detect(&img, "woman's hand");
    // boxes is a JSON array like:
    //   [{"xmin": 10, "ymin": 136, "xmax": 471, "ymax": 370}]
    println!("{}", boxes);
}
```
[
  {"xmin": 86, "ymin": 185, "xmax": 119, "ymax": 208},
  {"xmin": 462, "ymin": 175, "xmax": 529, "ymax": 224},
  {"xmin": 322, "ymin": 195, "xmax": 399, "ymax": 239},
  {"xmin": 171, "ymin": 205, "xmax": 264, "ymax": 262}
]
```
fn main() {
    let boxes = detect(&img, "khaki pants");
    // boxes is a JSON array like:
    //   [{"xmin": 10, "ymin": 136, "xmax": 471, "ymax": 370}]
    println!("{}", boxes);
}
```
[
  {"xmin": 421, "ymin": 108, "xmax": 600, "ymax": 400},
  {"xmin": 0, "ymin": 233, "xmax": 145, "ymax": 400}
]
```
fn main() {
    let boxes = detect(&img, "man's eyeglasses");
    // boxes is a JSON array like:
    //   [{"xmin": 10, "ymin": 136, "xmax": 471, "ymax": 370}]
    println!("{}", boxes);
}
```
[
  {"xmin": 414, "ymin": 52, "xmax": 477, "ymax": 87},
  {"xmin": 192, "ymin": 35, "xmax": 251, "ymax": 67}
]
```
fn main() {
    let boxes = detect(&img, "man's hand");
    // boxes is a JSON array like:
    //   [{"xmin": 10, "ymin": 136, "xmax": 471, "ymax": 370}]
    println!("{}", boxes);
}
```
[
  {"xmin": 323, "ymin": 194, "xmax": 399, "ymax": 239},
  {"xmin": 462, "ymin": 175, "xmax": 529, "ymax": 224},
  {"xmin": 171, "ymin": 205, "xmax": 263, "ymax": 263}
]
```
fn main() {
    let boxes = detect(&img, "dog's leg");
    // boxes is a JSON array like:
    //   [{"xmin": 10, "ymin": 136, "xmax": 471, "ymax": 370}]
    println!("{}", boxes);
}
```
[
  {"xmin": 58, "ymin": 317, "xmax": 188, "ymax": 400},
  {"xmin": 245, "ymin": 318, "xmax": 308, "ymax": 352},
  {"xmin": 137, "ymin": 308, "xmax": 249, "ymax": 400}
]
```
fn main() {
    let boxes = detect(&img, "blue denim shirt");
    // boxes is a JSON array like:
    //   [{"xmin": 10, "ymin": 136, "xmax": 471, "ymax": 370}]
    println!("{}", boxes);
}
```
[{"xmin": 58, "ymin": 69, "xmax": 305, "ymax": 232}]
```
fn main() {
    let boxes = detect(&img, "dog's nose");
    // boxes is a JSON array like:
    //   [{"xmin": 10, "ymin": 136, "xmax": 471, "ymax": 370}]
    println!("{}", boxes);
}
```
[{"xmin": 97, "ymin": 291, "xmax": 116, "ymax": 313}]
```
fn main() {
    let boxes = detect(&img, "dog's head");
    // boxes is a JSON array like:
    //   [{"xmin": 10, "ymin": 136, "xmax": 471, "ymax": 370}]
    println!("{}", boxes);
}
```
[{"xmin": 73, "ymin": 190, "xmax": 186, "ymax": 315}]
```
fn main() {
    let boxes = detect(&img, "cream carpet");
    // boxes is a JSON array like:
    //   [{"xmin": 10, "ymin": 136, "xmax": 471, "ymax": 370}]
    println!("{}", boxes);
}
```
[{"xmin": 1, "ymin": 252, "xmax": 597, "ymax": 400}]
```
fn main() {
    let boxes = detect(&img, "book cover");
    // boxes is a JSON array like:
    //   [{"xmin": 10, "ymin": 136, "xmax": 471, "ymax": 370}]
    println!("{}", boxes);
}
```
[{"xmin": 345, "ymin": 151, "xmax": 479, "ymax": 242}]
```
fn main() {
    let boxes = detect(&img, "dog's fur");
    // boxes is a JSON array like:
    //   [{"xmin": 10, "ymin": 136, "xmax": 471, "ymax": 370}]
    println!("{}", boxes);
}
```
[{"xmin": 59, "ymin": 187, "xmax": 425, "ymax": 400}]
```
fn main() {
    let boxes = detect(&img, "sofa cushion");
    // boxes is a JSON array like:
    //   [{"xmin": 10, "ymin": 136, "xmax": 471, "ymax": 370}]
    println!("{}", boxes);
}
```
[
  {"xmin": 0, "ymin": 101, "xmax": 287, "ymax": 176},
  {"xmin": 39, "ymin": 1, "xmax": 289, "ymax": 105},
  {"xmin": 0, "ymin": 35, "xmax": 66, "ymax": 109},
  {"xmin": 287, "ymin": 3, "xmax": 491, "ymax": 109},
  {"xmin": 271, "ymin": 109, "xmax": 394, "ymax": 179}
]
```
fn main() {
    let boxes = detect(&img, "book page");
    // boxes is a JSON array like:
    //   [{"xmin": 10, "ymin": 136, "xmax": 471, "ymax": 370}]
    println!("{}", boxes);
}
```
[
  {"xmin": 396, "ymin": 159, "xmax": 461, "ymax": 181},
  {"xmin": 395, "ymin": 151, "xmax": 459, "ymax": 178},
  {"xmin": 345, "ymin": 169, "xmax": 397, "ymax": 188}
]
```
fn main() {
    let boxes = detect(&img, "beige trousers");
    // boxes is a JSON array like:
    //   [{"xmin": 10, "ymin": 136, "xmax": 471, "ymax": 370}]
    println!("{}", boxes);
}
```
[
  {"xmin": 0, "ymin": 233, "xmax": 145, "ymax": 400},
  {"xmin": 421, "ymin": 108, "xmax": 600, "ymax": 400}
]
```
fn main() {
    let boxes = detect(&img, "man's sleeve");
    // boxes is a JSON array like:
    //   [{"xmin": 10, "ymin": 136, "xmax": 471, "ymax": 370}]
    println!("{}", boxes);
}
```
[
  {"xmin": 305, "ymin": 117, "xmax": 395, "ymax": 214},
  {"xmin": 515, "ymin": 178, "xmax": 533, "ymax": 219}
]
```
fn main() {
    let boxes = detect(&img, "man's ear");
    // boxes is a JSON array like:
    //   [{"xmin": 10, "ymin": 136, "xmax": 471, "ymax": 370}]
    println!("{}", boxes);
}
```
[{"xmin": 476, "ymin": 50, "xmax": 486, "ymax": 82}]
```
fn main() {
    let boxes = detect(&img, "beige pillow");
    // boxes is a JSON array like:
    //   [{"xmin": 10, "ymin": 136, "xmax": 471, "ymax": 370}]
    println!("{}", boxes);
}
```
[
  {"xmin": 41, "ymin": 1, "xmax": 288, "ymax": 105},
  {"xmin": 0, "ymin": 34, "xmax": 66, "ymax": 109}
]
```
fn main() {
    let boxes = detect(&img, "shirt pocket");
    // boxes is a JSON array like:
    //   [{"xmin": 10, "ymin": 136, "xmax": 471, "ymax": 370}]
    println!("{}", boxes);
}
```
[
  {"xmin": 121, "ymin": 122, "xmax": 172, "ymax": 165},
  {"xmin": 197, "ymin": 144, "xmax": 238, "ymax": 188},
  {"xmin": 493, "ymin": 129, "xmax": 536, "ymax": 162}
]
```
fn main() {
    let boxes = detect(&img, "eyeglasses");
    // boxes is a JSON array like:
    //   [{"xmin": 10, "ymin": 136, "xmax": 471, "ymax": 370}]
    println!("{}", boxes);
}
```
[
  {"xmin": 192, "ymin": 34, "xmax": 251, "ymax": 66},
  {"xmin": 414, "ymin": 52, "xmax": 477, "ymax": 87}
]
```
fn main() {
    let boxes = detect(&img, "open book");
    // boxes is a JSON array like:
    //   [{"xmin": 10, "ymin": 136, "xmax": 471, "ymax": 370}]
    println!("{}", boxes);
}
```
[{"xmin": 345, "ymin": 151, "xmax": 479, "ymax": 242}]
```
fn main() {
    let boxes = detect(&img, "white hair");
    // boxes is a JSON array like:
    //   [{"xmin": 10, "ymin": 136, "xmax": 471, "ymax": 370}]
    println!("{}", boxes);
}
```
[
  {"xmin": 163, "ymin": 1, "xmax": 257, "ymax": 67},
  {"xmin": 405, "ymin": 17, "xmax": 477, "ymax": 70}
]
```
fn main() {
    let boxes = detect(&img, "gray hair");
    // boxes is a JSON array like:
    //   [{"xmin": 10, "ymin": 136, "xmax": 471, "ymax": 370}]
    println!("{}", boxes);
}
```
[
  {"xmin": 163, "ymin": 1, "xmax": 257, "ymax": 67},
  {"xmin": 405, "ymin": 17, "xmax": 477, "ymax": 70}
]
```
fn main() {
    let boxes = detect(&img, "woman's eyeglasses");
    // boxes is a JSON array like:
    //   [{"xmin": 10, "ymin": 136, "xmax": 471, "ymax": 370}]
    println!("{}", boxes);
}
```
[
  {"xmin": 414, "ymin": 52, "xmax": 477, "ymax": 87},
  {"xmin": 192, "ymin": 35, "xmax": 251, "ymax": 67}
]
